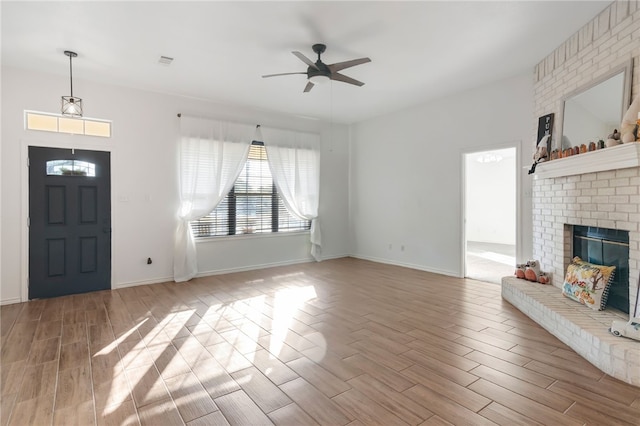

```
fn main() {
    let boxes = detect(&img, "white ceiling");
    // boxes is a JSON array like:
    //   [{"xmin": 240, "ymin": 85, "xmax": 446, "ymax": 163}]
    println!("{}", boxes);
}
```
[{"xmin": 1, "ymin": 1, "xmax": 611, "ymax": 124}]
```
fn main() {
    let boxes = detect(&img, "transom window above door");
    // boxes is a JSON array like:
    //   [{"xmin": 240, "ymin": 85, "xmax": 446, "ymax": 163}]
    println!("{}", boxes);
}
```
[{"xmin": 25, "ymin": 111, "xmax": 111, "ymax": 138}]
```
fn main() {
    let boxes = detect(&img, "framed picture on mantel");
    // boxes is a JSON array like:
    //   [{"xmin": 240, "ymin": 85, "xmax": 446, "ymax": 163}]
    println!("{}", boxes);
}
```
[{"xmin": 537, "ymin": 113, "xmax": 554, "ymax": 154}]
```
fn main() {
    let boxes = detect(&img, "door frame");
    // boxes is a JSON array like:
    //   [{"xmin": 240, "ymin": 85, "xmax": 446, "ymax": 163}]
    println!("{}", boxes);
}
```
[
  {"xmin": 460, "ymin": 141, "xmax": 522, "ymax": 279},
  {"xmin": 20, "ymin": 137, "xmax": 115, "ymax": 302}
]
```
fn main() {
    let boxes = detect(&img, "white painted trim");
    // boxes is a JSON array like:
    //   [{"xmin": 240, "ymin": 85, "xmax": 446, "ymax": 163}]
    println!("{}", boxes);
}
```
[
  {"xmin": 350, "ymin": 254, "xmax": 458, "ymax": 278},
  {"xmin": 534, "ymin": 142, "xmax": 640, "ymax": 180},
  {"xmin": 113, "ymin": 276, "xmax": 174, "ymax": 289},
  {"xmin": 21, "ymin": 137, "xmax": 116, "ymax": 302},
  {"xmin": 196, "ymin": 253, "xmax": 348, "ymax": 278},
  {"xmin": 0, "ymin": 297, "xmax": 22, "ymax": 306},
  {"xmin": 460, "ymin": 151, "xmax": 467, "ymax": 279},
  {"xmin": 114, "ymin": 254, "xmax": 349, "ymax": 288},
  {"xmin": 195, "ymin": 230, "xmax": 310, "ymax": 244},
  {"xmin": 21, "ymin": 144, "xmax": 28, "ymax": 303},
  {"xmin": 515, "ymin": 141, "xmax": 524, "ymax": 265},
  {"xmin": 460, "ymin": 141, "xmax": 522, "ymax": 279}
]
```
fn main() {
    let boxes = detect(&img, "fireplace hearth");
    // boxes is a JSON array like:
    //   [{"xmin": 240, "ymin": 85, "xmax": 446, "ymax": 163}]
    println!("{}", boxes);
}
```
[{"xmin": 522, "ymin": 150, "xmax": 640, "ymax": 386}]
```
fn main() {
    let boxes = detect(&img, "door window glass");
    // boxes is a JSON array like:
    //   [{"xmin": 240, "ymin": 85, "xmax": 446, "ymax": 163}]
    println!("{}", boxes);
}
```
[{"xmin": 46, "ymin": 160, "xmax": 96, "ymax": 176}]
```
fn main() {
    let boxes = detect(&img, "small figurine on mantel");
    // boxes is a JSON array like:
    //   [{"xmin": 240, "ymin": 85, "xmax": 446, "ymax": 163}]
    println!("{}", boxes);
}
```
[
  {"xmin": 528, "ymin": 134, "xmax": 550, "ymax": 174},
  {"xmin": 620, "ymin": 92, "xmax": 640, "ymax": 143},
  {"xmin": 605, "ymin": 129, "xmax": 622, "ymax": 147}
]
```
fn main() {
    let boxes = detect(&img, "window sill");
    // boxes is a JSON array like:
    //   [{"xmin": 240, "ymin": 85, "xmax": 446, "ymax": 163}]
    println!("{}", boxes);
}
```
[{"xmin": 195, "ymin": 230, "xmax": 310, "ymax": 244}]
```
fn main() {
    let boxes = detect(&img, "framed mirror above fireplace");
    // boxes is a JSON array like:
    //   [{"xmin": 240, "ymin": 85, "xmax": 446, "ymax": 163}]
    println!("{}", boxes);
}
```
[{"xmin": 558, "ymin": 59, "xmax": 633, "ymax": 151}]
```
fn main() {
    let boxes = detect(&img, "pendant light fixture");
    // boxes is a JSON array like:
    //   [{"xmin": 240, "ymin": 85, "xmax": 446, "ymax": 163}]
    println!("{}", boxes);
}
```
[{"xmin": 61, "ymin": 50, "xmax": 83, "ymax": 117}]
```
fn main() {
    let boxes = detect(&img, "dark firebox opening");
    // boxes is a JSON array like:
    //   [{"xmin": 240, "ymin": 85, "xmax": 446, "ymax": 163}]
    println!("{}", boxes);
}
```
[{"xmin": 573, "ymin": 225, "xmax": 629, "ymax": 314}]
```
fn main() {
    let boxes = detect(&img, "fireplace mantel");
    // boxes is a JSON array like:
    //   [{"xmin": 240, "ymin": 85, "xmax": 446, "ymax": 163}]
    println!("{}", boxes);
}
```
[{"xmin": 534, "ymin": 142, "xmax": 640, "ymax": 180}]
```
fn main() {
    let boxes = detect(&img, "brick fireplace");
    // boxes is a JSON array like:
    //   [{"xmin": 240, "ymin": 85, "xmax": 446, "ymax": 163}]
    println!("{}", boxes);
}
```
[
  {"xmin": 503, "ymin": 143, "xmax": 640, "ymax": 387},
  {"xmin": 532, "ymin": 143, "xmax": 640, "ymax": 317},
  {"xmin": 503, "ymin": 0, "xmax": 640, "ymax": 388},
  {"xmin": 526, "ymin": 0, "xmax": 640, "ymax": 317}
]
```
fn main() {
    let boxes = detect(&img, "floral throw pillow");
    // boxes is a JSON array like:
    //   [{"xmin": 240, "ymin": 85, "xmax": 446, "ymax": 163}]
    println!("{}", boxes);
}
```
[{"xmin": 562, "ymin": 256, "xmax": 616, "ymax": 311}]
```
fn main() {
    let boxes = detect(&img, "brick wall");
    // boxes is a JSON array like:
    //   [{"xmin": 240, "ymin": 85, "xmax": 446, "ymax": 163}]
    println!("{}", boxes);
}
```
[
  {"xmin": 532, "ymin": 1, "xmax": 640, "ymax": 315},
  {"xmin": 533, "ymin": 169, "xmax": 639, "ymax": 313},
  {"xmin": 534, "ymin": 1, "xmax": 640, "ymax": 123}
]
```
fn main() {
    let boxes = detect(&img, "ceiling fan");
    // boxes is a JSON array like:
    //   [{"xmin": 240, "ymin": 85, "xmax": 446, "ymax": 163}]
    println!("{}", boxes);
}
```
[{"xmin": 262, "ymin": 44, "xmax": 371, "ymax": 93}]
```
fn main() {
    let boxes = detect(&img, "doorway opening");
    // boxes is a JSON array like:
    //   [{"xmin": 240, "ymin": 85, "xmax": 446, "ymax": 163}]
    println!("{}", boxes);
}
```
[{"xmin": 464, "ymin": 147, "xmax": 516, "ymax": 284}]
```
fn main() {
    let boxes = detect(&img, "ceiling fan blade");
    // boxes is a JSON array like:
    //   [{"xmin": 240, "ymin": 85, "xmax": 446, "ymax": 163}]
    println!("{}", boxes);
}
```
[
  {"xmin": 303, "ymin": 81, "xmax": 315, "ymax": 92},
  {"xmin": 262, "ymin": 72, "xmax": 306, "ymax": 78},
  {"xmin": 328, "ymin": 57, "xmax": 371, "ymax": 72},
  {"xmin": 331, "ymin": 72, "xmax": 365, "ymax": 87},
  {"xmin": 292, "ymin": 51, "xmax": 319, "ymax": 70}
]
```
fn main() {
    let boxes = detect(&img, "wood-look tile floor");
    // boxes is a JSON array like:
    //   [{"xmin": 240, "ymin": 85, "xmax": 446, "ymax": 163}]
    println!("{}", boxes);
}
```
[{"xmin": 1, "ymin": 257, "xmax": 639, "ymax": 426}]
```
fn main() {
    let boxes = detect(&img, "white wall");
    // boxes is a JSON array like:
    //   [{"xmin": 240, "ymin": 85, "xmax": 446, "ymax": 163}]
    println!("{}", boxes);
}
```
[
  {"xmin": 349, "ymin": 73, "xmax": 534, "ymax": 277},
  {"xmin": 465, "ymin": 148, "xmax": 516, "ymax": 245},
  {"xmin": 0, "ymin": 66, "xmax": 350, "ymax": 304}
]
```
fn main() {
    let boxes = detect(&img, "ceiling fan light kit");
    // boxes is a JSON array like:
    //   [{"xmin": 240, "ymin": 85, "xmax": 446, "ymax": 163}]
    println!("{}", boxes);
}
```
[
  {"xmin": 61, "ymin": 50, "xmax": 83, "ymax": 117},
  {"xmin": 309, "ymin": 75, "xmax": 330, "ymax": 85},
  {"xmin": 262, "ymin": 43, "xmax": 370, "ymax": 93}
]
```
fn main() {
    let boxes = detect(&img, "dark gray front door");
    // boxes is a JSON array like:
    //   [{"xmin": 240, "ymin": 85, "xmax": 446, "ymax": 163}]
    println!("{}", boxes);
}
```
[{"xmin": 29, "ymin": 147, "xmax": 111, "ymax": 299}]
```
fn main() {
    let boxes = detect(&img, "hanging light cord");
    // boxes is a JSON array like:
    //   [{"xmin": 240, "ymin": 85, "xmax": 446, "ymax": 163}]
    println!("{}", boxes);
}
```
[
  {"xmin": 69, "ymin": 53, "xmax": 74, "ymax": 97},
  {"xmin": 64, "ymin": 50, "xmax": 78, "ymax": 98}
]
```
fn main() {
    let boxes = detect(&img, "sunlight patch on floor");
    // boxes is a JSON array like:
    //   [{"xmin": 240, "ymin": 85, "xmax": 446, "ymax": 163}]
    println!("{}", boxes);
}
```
[
  {"xmin": 270, "ymin": 286, "xmax": 317, "ymax": 357},
  {"xmin": 472, "ymin": 250, "xmax": 515, "ymax": 266}
]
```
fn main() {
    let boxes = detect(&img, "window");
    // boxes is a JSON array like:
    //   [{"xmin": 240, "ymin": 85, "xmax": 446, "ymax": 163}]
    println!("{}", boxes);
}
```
[
  {"xmin": 46, "ymin": 159, "xmax": 96, "ymax": 176},
  {"xmin": 25, "ymin": 111, "xmax": 111, "ymax": 137},
  {"xmin": 192, "ymin": 142, "xmax": 310, "ymax": 237}
]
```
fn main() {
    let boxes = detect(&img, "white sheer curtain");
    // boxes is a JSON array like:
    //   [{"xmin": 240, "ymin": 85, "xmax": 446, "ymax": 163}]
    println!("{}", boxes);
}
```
[
  {"xmin": 262, "ymin": 127, "xmax": 322, "ymax": 260},
  {"xmin": 174, "ymin": 116, "xmax": 254, "ymax": 282}
]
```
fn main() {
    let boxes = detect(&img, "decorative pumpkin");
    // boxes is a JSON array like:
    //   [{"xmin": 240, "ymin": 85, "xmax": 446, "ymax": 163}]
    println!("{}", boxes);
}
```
[
  {"xmin": 524, "ymin": 260, "xmax": 541, "ymax": 282},
  {"xmin": 515, "ymin": 264, "xmax": 526, "ymax": 279},
  {"xmin": 538, "ymin": 272, "xmax": 550, "ymax": 284}
]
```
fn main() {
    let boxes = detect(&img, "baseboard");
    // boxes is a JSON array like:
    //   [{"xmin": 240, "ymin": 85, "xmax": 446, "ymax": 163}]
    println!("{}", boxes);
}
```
[
  {"xmin": 350, "ymin": 254, "xmax": 459, "ymax": 277},
  {"xmin": 0, "ymin": 297, "xmax": 22, "ymax": 306},
  {"xmin": 195, "ymin": 253, "xmax": 349, "ymax": 278},
  {"xmin": 113, "ymin": 276, "xmax": 174, "ymax": 289},
  {"xmin": 196, "ymin": 258, "xmax": 312, "ymax": 278},
  {"xmin": 3, "ymin": 254, "xmax": 420, "ymax": 300},
  {"xmin": 84, "ymin": 254, "xmax": 353, "ymax": 290},
  {"xmin": 322, "ymin": 253, "xmax": 350, "ymax": 261}
]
